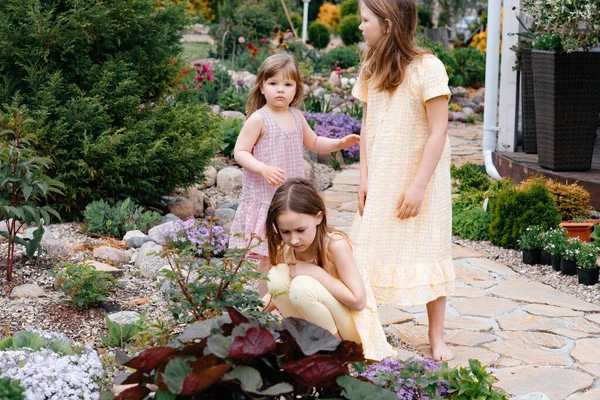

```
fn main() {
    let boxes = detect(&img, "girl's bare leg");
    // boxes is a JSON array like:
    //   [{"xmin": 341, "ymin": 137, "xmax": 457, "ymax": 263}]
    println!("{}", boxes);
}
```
[
  {"xmin": 426, "ymin": 296, "xmax": 454, "ymax": 361},
  {"xmin": 258, "ymin": 256, "xmax": 269, "ymax": 297}
]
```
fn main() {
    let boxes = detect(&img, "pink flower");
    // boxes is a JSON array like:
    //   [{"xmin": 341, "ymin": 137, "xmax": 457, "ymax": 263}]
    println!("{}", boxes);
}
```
[
  {"xmin": 259, "ymin": 38, "xmax": 266, "ymax": 44},
  {"xmin": 201, "ymin": 63, "xmax": 212, "ymax": 74},
  {"xmin": 196, "ymin": 75, "xmax": 204, "ymax": 83},
  {"xmin": 285, "ymin": 31, "xmax": 293, "ymax": 40},
  {"xmin": 206, "ymin": 71, "xmax": 215, "ymax": 82},
  {"xmin": 238, "ymin": 36, "xmax": 246, "ymax": 44},
  {"xmin": 335, "ymin": 67, "xmax": 344, "ymax": 76}
]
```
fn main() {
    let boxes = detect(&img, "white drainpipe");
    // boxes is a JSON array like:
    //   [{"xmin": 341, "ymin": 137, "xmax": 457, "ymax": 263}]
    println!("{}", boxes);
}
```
[
  {"xmin": 302, "ymin": 0, "xmax": 310, "ymax": 42},
  {"xmin": 482, "ymin": 0, "xmax": 502, "ymax": 180}
]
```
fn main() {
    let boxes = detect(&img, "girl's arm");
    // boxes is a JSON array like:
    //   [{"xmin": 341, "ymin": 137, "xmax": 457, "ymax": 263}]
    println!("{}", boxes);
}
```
[
  {"xmin": 234, "ymin": 113, "xmax": 286, "ymax": 186},
  {"xmin": 290, "ymin": 234, "xmax": 366, "ymax": 311},
  {"xmin": 358, "ymin": 102, "xmax": 368, "ymax": 216},
  {"xmin": 300, "ymin": 115, "xmax": 360, "ymax": 154},
  {"xmin": 397, "ymin": 95, "xmax": 448, "ymax": 219}
]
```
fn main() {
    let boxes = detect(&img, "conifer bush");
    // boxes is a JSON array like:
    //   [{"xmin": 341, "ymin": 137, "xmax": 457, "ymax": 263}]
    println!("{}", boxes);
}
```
[
  {"xmin": 339, "ymin": 14, "xmax": 363, "ymax": 46},
  {"xmin": 0, "ymin": 0, "xmax": 221, "ymax": 218},
  {"xmin": 308, "ymin": 21, "xmax": 332, "ymax": 49}
]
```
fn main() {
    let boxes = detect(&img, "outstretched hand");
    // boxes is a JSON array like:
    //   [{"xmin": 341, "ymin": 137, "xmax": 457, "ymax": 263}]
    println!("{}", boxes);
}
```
[
  {"xmin": 397, "ymin": 183, "xmax": 426, "ymax": 220},
  {"xmin": 339, "ymin": 134, "xmax": 360, "ymax": 149}
]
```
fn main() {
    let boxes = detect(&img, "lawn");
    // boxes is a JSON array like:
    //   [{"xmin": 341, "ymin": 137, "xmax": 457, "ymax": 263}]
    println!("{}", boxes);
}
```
[{"xmin": 182, "ymin": 41, "xmax": 213, "ymax": 64}]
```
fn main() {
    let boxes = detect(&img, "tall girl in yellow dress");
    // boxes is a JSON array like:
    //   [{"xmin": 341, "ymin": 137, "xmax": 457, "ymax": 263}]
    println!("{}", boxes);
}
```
[{"xmin": 351, "ymin": 0, "xmax": 455, "ymax": 361}]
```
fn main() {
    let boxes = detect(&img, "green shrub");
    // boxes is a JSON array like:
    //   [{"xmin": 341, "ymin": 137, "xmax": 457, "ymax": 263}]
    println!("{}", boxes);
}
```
[
  {"xmin": 518, "ymin": 225, "xmax": 545, "ymax": 250},
  {"xmin": 308, "ymin": 21, "xmax": 331, "ymax": 49},
  {"xmin": 592, "ymin": 224, "xmax": 600, "ymax": 243},
  {"xmin": 438, "ymin": 47, "xmax": 487, "ymax": 88},
  {"xmin": 0, "ymin": 0, "xmax": 223, "ymax": 218},
  {"xmin": 54, "ymin": 262, "xmax": 117, "ymax": 310},
  {"xmin": 219, "ymin": 117, "xmax": 245, "ymax": 158},
  {"xmin": 100, "ymin": 314, "xmax": 145, "ymax": 349},
  {"xmin": 451, "ymin": 163, "xmax": 490, "ymax": 193},
  {"xmin": 444, "ymin": 359, "xmax": 507, "ymax": 400},
  {"xmin": 83, "ymin": 198, "xmax": 161, "ymax": 238},
  {"xmin": 339, "ymin": 14, "xmax": 363, "ymax": 46},
  {"xmin": 217, "ymin": 87, "xmax": 249, "ymax": 113},
  {"xmin": 489, "ymin": 183, "xmax": 561, "ymax": 249},
  {"xmin": 452, "ymin": 205, "xmax": 491, "ymax": 241},
  {"xmin": 438, "ymin": 12, "xmax": 449, "ymax": 27},
  {"xmin": 0, "ymin": 377, "xmax": 25, "ymax": 400},
  {"xmin": 318, "ymin": 47, "xmax": 361, "ymax": 72},
  {"xmin": 417, "ymin": 6, "xmax": 433, "ymax": 28},
  {"xmin": 340, "ymin": 0, "xmax": 358, "ymax": 18}
]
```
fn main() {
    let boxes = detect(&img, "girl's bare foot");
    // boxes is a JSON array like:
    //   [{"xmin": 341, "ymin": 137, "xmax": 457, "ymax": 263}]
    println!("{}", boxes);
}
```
[{"xmin": 430, "ymin": 338, "xmax": 454, "ymax": 362}]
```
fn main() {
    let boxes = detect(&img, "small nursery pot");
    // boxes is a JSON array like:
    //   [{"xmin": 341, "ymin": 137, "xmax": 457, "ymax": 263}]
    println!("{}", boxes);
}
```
[
  {"xmin": 551, "ymin": 255, "xmax": 562, "ymax": 271},
  {"xmin": 577, "ymin": 268, "xmax": 599, "ymax": 286},
  {"xmin": 540, "ymin": 250, "xmax": 552, "ymax": 266},
  {"xmin": 522, "ymin": 248, "xmax": 541, "ymax": 265},
  {"xmin": 560, "ymin": 259, "xmax": 578, "ymax": 276}
]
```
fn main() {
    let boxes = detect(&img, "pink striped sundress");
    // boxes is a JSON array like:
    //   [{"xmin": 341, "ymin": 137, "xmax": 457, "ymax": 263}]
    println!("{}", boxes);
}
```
[{"xmin": 228, "ymin": 107, "xmax": 305, "ymax": 256}]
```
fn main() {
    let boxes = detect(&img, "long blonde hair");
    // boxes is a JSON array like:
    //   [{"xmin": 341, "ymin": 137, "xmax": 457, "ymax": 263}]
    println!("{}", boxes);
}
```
[
  {"xmin": 266, "ymin": 179, "xmax": 336, "ymax": 275},
  {"xmin": 246, "ymin": 52, "xmax": 304, "ymax": 117},
  {"xmin": 359, "ymin": 0, "xmax": 430, "ymax": 93}
]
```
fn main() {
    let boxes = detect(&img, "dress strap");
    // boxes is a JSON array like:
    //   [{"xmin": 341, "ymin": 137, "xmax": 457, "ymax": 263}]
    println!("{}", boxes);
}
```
[{"xmin": 290, "ymin": 107, "xmax": 303, "ymax": 134}]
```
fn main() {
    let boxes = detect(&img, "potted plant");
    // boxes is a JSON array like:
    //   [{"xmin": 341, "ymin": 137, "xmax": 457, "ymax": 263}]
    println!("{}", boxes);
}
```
[
  {"xmin": 561, "ymin": 238, "xmax": 583, "ymax": 276},
  {"xmin": 538, "ymin": 231, "xmax": 552, "ymax": 265},
  {"xmin": 575, "ymin": 242, "xmax": 599, "ymax": 285},
  {"xmin": 559, "ymin": 216, "xmax": 600, "ymax": 242},
  {"xmin": 518, "ymin": 225, "xmax": 544, "ymax": 265},
  {"xmin": 521, "ymin": 0, "xmax": 600, "ymax": 171},
  {"xmin": 544, "ymin": 227, "xmax": 569, "ymax": 271}
]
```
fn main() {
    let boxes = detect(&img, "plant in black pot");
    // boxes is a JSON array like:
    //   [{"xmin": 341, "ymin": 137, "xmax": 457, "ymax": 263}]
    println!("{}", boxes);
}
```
[
  {"xmin": 518, "ymin": 225, "xmax": 544, "ymax": 265},
  {"xmin": 575, "ymin": 242, "xmax": 599, "ymax": 286},
  {"xmin": 561, "ymin": 238, "xmax": 583, "ymax": 276},
  {"xmin": 543, "ymin": 227, "xmax": 569, "ymax": 271}
]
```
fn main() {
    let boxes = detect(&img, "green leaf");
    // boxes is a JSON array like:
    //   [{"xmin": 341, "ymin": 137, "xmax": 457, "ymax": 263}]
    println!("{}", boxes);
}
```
[
  {"xmin": 223, "ymin": 366, "xmax": 262, "ymax": 393},
  {"xmin": 206, "ymin": 334, "xmax": 232, "ymax": 359},
  {"xmin": 12, "ymin": 331, "xmax": 46, "ymax": 351},
  {"xmin": 22, "ymin": 184, "xmax": 33, "ymax": 201},
  {"xmin": 49, "ymin": 340, "xmax": 74, "ymax": 356},
  {"xmin": 0, "ymin": 337, "xmax": 14, "ymax": 350},
  {"xmin": 163, "ymin": 358, "xmax": 192, "ymax": 394},
  {"xmin": 155, "ymin": 391, "xmax": 177, "ymax": 400},
  {"xmin": 337, "ymin": 376, "xmax": 399, "ymax": 400}
]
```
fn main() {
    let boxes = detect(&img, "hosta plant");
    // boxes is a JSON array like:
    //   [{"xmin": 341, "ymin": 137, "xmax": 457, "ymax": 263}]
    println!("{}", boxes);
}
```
[
  {"xmin": 106, "ymin": 307, "xmax": 397, "ymax": 399},
  {"xmin": 83, "ymin": 197, "xmax": 161, "ymax": 238}
]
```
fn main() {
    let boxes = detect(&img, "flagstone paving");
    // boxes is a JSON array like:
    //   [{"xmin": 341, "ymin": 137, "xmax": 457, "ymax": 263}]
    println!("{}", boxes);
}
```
[{"xmin": 324, "ymin": 166, "xmax": 600, "ymax": 399}]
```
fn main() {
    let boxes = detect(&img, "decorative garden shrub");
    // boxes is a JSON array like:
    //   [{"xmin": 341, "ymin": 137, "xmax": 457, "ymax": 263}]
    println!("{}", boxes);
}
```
[
  {"xmin": 319, "ymin": 47, "xmax": 361, "ymax": 72},
  {"xmin": 53, "ymin": 262, "xmax": 118, "ymax": 310},
  {"xmin": 83, "ymin": 198, "xmax": 162, "ymax": 238},
  {"xmin": 316, "ymin": 1, "xmax": 341, "ymax": 31},
  {"xmin": 452, "ymin": 205, "xmax": 491, "ymax": 241},
  {"xmin": 340, "ymin": 0, "xmax": 359, "ymax": 18},
  {"xmin": 0, "ymin": 0, "xmax": 222, "ymax": 218},
  {"xmin": 339, "ymin": 14, "xmax": 363, "ymax": 46},
  {"xmin": 489, "ymin": 182, "xmax": 561, "ymax": 249},
  {"xmin": 308, "ymin": 21, "xmax": 332, "ymax": 50}
]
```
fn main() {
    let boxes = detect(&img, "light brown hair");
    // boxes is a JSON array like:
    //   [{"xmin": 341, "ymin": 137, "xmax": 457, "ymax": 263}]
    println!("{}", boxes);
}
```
[
  {"xmin": 245, "ymin": 52, "xmax": 304, "ymax": 117},
  {"xmin": 359, "ymin": 0, "xmax": 430, "ymax": 93},
  {"xmin": 266, "ymin": 178, "xmax": 335, "ymax": 274}
]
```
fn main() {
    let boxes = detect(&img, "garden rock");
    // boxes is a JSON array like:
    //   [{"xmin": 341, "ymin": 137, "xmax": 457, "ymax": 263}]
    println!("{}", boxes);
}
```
[
  {"xmin": 23, "ymin": 226, "xmax": 55, "ymax": 244},
  {"xmin": 161, "ymin": 213, "xmax": 181, "ymax": 223},
  {"xmin": 135, "ymin": 241, "xmax": 166, "ymax": 278},
  {"xmin": 214, "ymin": 208, "xmax": 236, "ymax": 226},
  {"xmin": 44, "ymin": 239, "xmax": 70, "ymax": 258},
  {"xmin": 167, "ymin": 196, "xmax": 195, "ymax": 220},
  {"xmin": 123, "ymin": 230, "xmax": 150, "ymax": 248},
  {"xmin": 454, "ymin": 97, "xmax": 479, "ymax": 110},
  {"xmin": 462, "ymin": 107, "xmax": 475, "ymax": 117},
  {"xmin": 229, "ymin": 71, "xmax": 256, "ymax": 88},
  {"xmin": 204, "ymin": 207, "xmax": 215, "ymax": 217},
  {"xmin": 108, "ymin": 311, "xmax": 141, "ymax": 326},
  {"xmin": 184, "ymin": 187, "xmax": 205, "ymax": 217},
  {"xmin": 211, "ymin": 105, "xmax": 221, "ymax": 113},
  {"xmin": 471, "ymin": 88, "xmax": 485, "ymax": 105},
  {"xmin": 10, "ymin": 284, "xmax": 46, "ymax": 298},
  {"xmin": 451, "ymin": 112, "xmax": 469, "ymax": 123},
  {"xmin": 312, "ymin": 87, "xmax": 326, "ymax": 98},
  {"xmin": 221, "ymin": 110, "xmax": 245, "ymax": 119},
  {"xmin": 197, "ymin": 165, "xmax": 217, "ymax": 189},
  {"xmin": 148, "ymin": 221, "xmax": 178, "ymax": 246},
  {"xmin": 85, "ymin": 260, "xmax": 123, "ymax": 278},
  {"xmin": 93, "ymin": 245, "xmax": 131, "ymax": 265},
  {"xmin": 328, "ymin": 71, "xmax": 341, "ymax": 88},
  {"xmin": 216, "ymin": 201, "xmax": 239, "ymax": 211},
  {"xmin": 217, "ymin": 166, "xmax": 243, "ymax": 193},
  {"xmin": 450, "ymin": 86, "xmax": 468, "ymax": 98}
]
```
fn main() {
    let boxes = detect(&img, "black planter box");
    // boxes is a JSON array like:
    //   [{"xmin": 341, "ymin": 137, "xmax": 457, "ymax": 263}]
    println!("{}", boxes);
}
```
[
  {"xmin": 540, "ymin": 250, "xmax": 552, "ymax": 266},
  {"xmin": 551, "ymin": 254, "xmax": 561, "ymax": 271},
  {"xmin": 523, "ymin": 249, "xmax": 541, "ymax": 265},
  {"xmin": 577, "ymin": 268, "xmax": 599, "ymax": 286},
  {"xmin": 561, "ymin": 259, "xmax": 577, "ymax": 276}
]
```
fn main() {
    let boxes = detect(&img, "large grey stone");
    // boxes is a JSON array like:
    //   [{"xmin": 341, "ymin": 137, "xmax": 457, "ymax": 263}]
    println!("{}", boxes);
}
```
[
  {"xmin": 197, "ymin": 165, "xmax": 217, "ymax": 189},
  {"xmin": 10, "ymin": 284, "xmax": 46, "ymax": 298},
  {"xmin": 167, "ymin": 196, "xmax": 195, "ymax": 220},
  {"xmin": 451, "ymin": 86, "xmax": 468, "ymax": 98},
  {"xmin": 214, "ymin": 208, "xmax": 236, "ymax": 226},
  {"xmin": 147, "ymin": 221, "xmax": 179, "ymax": 246},
  {"xmin": 217, "ymin": 167, "xmax": 243, "ymax": 193},
  {"xmin": 23, "ymin": 226, "xmax": 55, "ymax": 244},
  {"xmin": 161, "ymin": 213, "xmax": 181, "ymax": 223},
  {"xmin": 123, "ymin": 230, "xmax": 150, "ymax": 249},
  {"xmin": 135, "ymin": 241, "xmax": 166, "ymax": 278},
  {"xmin": 185, "ymin": 187, "xmax": 205, "ymax": 218},
  {"xmin": 93, "ymin": 246, "xmax": 131, "ymax": 264},
  {"xmin": 43, "ymin": 239, "xmax": 70, "ymax": 258},
  {"xmin": 108, "ymin": 311, "xmax": 141, "ymax": 326},
  {"xmin": 85, "ymin": 260, "xmax": 124, "ymax": 278}
]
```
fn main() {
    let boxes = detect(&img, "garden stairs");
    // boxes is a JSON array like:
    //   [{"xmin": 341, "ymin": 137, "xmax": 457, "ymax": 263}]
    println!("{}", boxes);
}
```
[{"xmin": 324, "ymin": 169, "xmax": 600, "ymax": 398}]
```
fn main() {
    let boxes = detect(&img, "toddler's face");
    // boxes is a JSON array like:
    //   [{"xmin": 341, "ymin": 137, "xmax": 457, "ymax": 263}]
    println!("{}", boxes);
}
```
[
  {"xmin": 359, "ymin": 2, "xmax": 385, "ymax": 47},
  {"xmin": 275, "ymin": 211, "xmax": 322, "ymax": 254},
  {"xmin": 261, "ymin": 70, "xmax": 297, "ymax": 110}
]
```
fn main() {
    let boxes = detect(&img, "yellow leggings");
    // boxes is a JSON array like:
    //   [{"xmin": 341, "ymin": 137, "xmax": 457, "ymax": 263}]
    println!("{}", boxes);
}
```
[{"xmin": 267, "ymin": 263, "xmax": 361, "ymax": 343}]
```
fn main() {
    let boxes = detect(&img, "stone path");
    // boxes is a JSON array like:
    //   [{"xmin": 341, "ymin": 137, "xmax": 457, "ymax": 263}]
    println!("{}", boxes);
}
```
[{"xmin": 324, "ymin": 167, "xmax": 600, "ymax": 399}]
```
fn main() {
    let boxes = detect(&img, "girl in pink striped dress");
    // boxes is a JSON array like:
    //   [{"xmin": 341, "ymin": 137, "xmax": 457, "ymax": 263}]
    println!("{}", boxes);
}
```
[{"xmin": 229, "ymin": 52, "xmax": 360, "ymax": 297}]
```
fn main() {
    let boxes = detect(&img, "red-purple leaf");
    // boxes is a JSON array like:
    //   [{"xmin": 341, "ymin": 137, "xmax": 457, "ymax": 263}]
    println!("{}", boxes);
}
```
[
  {"xmin": 225, "ymin": 306, "xmax": 250, "ymax": 326},
  {"xmin": 329, "ymin": 340, "xmax": 365, "ymax": 363},
  {"xmin": 228, "ymin": 327, "xmax": 276, "ymax": 361},
  {"xmin": 282, "ymin": 355, "xmax": 346, "ymax": 387},
  {"xmin": 180, "ymin": 364, "xmax": 233, "ymax": 395},
  {"xmin": 124, "ymin": 347, "xmax": 180, "ymax": 373},
  {"xmin": 122, "ymin": 370, "xmax": 153, "ymax": 385},
  {"xmin": 114, "ymin": 385, "xmax": 151, "ymax": 400},
  {"xmin": 180, "ymin": 340, "xmax": 208, "ymax": 358},
  {"xmin": 189, "ymin": 354, "xmax": 223, "ymax": 372}
]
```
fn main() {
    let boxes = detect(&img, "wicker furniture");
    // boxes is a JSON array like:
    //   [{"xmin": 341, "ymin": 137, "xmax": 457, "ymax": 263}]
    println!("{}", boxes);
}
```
[
  {"xmin": 521, "ymin": 48, "xmax": 537, "ymax": 154},
  {"xmin": 532, "ymin": 50, "xmax": 600, "ymax": 171}
]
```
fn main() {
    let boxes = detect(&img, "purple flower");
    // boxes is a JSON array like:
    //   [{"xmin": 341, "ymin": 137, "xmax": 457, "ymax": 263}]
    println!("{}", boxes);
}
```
[
  {"xmin": 163, "ymin": 218, "xmax": 229, "ymax": 257},
  {"xmin": 303, "ymin": 112, "xmax": 361, "ymax": 160}
]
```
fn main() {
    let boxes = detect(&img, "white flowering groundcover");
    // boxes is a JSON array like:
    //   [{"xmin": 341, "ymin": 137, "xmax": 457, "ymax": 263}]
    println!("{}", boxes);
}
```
[{"xmin": 0, "ymin": 329, "xmax": 105, "ymax": 400}]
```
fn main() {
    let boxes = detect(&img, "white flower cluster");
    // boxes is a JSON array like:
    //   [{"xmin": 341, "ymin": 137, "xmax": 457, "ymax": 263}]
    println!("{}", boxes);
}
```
[
  {"xmin": 0, "ymin": 346, "xmax": 104, "ymax": 400},
  {"xmin": 340, "ymin": 77, "xmax": 357, "ymax": 88}
]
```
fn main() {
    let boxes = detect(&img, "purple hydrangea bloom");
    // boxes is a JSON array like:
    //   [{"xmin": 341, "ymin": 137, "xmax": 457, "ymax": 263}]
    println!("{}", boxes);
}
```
[
  {"xmin": 163, "ymin": 218, "xmax": 229, "ymax": 257},
  {"xmin": 303, "ymin": 111, "xmax": 361, "ymax": 160}
]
